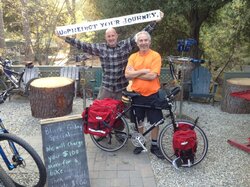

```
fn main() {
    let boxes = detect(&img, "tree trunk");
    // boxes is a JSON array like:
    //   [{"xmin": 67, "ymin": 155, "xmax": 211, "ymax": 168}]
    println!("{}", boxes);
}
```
[
  {"xmin": 29, "ymin": 77, "xmax": 75, "ymax": 118},
  {"xmin": 221, "ymin": 78, "xmax": 250, "ymax": 114},
  {"xmin": 65, "ymin": 0, "xmax": 77, "ymax": 61},
  {"xmin": 20, "ymin": 0, "xmax": 34, "ymax": 61},
  {"xmin": 0, "ymin": 1, "xmax": 6, "ymax": 50},
  {"xmin": 186, "ymin": 7, "xmax": 210, "ymax": 59}
]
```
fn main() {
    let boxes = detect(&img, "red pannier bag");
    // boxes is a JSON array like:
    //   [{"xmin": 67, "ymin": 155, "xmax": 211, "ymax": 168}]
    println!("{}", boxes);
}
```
[
  {"xmin": 82, "ymin": 98, "xmax": 124, "ymax": 137},
  {"xmin": 172, "ymin": 122, "xmax": 197, "ymax": 164}
]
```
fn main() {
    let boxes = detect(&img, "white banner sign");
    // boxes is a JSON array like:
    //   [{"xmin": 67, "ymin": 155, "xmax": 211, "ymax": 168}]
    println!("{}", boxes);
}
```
[{"xmin": 56, "ymin": 10, "xmax": 161, "ymax": 36}]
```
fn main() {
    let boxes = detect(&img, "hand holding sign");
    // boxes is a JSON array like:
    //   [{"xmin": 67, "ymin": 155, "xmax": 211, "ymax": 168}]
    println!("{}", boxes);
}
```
[
  {"xmin": 55, "ymin": 30, "xmax": 66, "ymax": 40},
  {"xmin": 156, "ymin": 11, "xmax": 164, "ymax": 22}
]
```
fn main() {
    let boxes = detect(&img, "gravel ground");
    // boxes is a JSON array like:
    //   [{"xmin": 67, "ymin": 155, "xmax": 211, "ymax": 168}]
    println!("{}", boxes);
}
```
[
  {"xmin": 0, "ymin": 96, "xmax": 249, "ymax": 187},
  {"xmin": 150, "ymin": 101, "xmax": 250, "ymax": 187}
]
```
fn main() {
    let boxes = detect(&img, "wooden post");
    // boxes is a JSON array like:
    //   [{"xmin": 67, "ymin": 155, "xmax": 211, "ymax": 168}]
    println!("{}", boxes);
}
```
[
  {"xmin": 221, "ymin": 78, "xmax": 250, "ymax": 114},
  {"xmin": 29, "ymin": 77, "xmax": 74, "ymax": 118}
]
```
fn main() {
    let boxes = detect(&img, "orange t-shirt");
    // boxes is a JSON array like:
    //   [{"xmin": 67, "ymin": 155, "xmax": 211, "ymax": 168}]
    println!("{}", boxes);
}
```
[{"xmin": 127, "ymin": 49, "xmax": 161, "ymax": 96}]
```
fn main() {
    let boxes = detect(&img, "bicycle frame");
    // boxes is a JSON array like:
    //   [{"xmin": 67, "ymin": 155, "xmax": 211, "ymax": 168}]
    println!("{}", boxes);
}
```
[
  {"xmin": 1, "ymin": 65, "xmax": 24, "ymax": 89},
  {"xmin": 3, "ymin": 68, "xmax": 24, "ymax": 88},
  {"xmin": 0, "ymin": 59, "xmax": 29, "ymax": 103},
  {"xmin": 120, "ymin": 91, "xmax": 178, "ymax": 136}
]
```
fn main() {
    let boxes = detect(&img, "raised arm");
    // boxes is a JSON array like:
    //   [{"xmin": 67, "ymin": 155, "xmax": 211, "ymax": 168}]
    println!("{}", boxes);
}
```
[
  {"xmin": 64, "ymin": 37, "xmax": 101, "ymax": 56},
  {"xmin": 55, "ymin": 29, "xmax": 102, "ymax": 56},
  {"xmin": 142, "ymin": 11, "xmax": 164, "ymax": 34},
  {"xmin": 129, "ymin": 11, "xmax": 164, "ymax": 46}
]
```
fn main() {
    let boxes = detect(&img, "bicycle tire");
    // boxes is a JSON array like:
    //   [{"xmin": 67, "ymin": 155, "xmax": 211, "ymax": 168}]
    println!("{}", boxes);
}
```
[
  {"xmin": 0, "ymin": 79, "xmax": 7, "ymax": 92},
  {"xmin": 0, "ymin": 133, "xmax": 47, "ymax": 187},
  {"xmin": 0, "ymin": 164, "xmax": 15, "ymax": 187},
  {"xmin": 90, "ymin": 116, "xmax": 130, "ymax": 152},
  {"xmin": 159, "ymin": 119, "xmax": 208, "ymax": 167},
  {"xmin": 23, "ymin": 78, "xmax": 38, "ymax": 96},
  {"xmin": 0, "ymin": 79, "xmax": 8, "ymax": 103}
]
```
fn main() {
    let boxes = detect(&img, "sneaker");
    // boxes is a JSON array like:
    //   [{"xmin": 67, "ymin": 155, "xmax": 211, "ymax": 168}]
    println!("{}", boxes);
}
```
[
  {"xmin": 133, "ymin": 146, "xmax": 144, "ymax": 154},
  {"xmin": 150, "ymin": 146, "xmax": 165, "ymax": 159},
  {"xmin": 172, "ymin": 157, "xmax": 182, "ymax": 169}
]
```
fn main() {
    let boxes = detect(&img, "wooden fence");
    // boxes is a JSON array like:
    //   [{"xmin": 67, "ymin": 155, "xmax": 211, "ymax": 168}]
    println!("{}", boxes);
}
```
[{"xmin": 12, "ymin": 65, "xmax": 173, "ymax": 91}]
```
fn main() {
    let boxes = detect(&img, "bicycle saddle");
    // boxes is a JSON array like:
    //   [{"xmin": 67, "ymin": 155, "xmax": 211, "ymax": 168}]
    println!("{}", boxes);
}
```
[{"xmin": 122, "ymin": 91, "xmax": 140, "ymax": 98}]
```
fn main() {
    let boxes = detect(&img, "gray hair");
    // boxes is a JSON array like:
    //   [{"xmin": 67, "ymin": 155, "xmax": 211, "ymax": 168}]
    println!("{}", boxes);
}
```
[{"xmin": 134, "ymin": 31, "xmax": 151, "ymax": 43}]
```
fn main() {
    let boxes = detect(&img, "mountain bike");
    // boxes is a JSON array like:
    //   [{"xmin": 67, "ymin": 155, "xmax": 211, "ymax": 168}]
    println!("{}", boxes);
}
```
[
  {"xmin": 88, "ymin": 87, "xmax": 208, "ymax": 168},
  {"xmin": 0, "ymin": 58, "xmax": 38, "ymax": 104},
  {"xmin": 0, "ymin": 117, "xmax": 47, "ymax": 187}
]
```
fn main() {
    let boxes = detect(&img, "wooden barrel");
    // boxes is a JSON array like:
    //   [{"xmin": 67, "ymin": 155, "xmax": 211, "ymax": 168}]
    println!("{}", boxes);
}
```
[
  {"xmin": 221, "ymin": 78, "xmax": 250, "ymax": 114},
  {"xmin": 29, "ymin": 77, "xmax": 75, "ymax": 118}
]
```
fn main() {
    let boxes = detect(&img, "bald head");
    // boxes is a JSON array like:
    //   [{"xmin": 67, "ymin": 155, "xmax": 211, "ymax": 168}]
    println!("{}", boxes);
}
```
[
  {"xmin": 105, "ymin": 27, "xmax": 117, "ymax": 35},
  {"xmin": 105, "ymin": 27, "xmax": 118, "ymax": 47}
]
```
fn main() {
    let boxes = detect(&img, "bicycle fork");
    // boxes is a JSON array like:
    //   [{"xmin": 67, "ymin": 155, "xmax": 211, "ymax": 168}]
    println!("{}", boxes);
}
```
[{"xmin": 0, "ymin": 141, "xmax": 24, "ymax": 170}]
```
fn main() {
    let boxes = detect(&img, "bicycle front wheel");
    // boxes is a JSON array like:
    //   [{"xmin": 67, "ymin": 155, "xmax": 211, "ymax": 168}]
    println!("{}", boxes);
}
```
[
  {"xmin": 159, "ymin": 120, "xmax": 208, "ymax": 167},
  {"xmin": 0, "ymin": 164, "xmax": 15, "ymax": 187},
  {"xmin": 0, "ymin": 133, "xmax": 47, "ymax": 187},
  {"xmin": 90, "ymin": 116, "xmax": 129, "ymax": 152}
]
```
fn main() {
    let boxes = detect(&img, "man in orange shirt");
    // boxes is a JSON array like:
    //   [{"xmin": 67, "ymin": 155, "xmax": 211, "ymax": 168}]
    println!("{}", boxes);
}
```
[{"xmin": 125, "ymin": 31, "xmax": 164, "ymax": 159}]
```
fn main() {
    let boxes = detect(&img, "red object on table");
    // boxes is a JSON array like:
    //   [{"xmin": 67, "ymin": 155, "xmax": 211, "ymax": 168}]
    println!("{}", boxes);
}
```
[
  {"xmin": 230, "ymin": 90, "xmax": 250, "ymax": 101},
  {"xmin": 228, "ymin": 90, "xmax": 250, "ymax": 153}
]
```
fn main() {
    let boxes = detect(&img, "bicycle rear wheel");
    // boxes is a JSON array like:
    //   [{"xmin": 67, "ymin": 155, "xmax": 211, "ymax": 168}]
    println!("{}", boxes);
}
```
[
  {"xmin": 0, "ymin": 79, "xmax": 8, "ymax": 103},
  {"xmin": 0, "ymin": 79, "xmax": 7, "ymax": 91},
  {"xmin": 90, "ymin": 116, "xmax": 129, "ymax": 152},
  {"xmin": 0, "ymin": 164, "xmax": 15, "ymax": 187},
  {"xmin": 0, "ymin": 133, "xmax": 47, "ymax": 187},
  {"xmin": 23, "ymin": 78, "xmax": 38, "ymax": 96},
  {"xmin": 159, "ymin": 120, "xmax": 208, "ymax": 167}
]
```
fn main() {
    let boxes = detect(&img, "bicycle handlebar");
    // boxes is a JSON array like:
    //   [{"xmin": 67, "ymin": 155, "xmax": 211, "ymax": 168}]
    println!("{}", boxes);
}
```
[
  {"xmin": 190, "ymin": 58, "xmax": 205, "ymax": 64},
  {"xmin": 167, "ymin": 87, "xmax": 180, "ymax": 99},
  {"xmin": 167, "ymin": 56, "xmax": 205, "ymax": 65}
]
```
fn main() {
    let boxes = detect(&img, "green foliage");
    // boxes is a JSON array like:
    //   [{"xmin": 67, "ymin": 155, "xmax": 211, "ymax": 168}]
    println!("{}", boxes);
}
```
[
  {"xmin": 200, "ymin": 0, "xmax": 250, "ymax": 78},
  {"xmin": 0, "ymin": 0, "xmax": 249, "ymax": 70},
  {"xmin": 2, "ymin": 1, "xmax": 22, "ymax": 34},
  {"xmin": 90, "ymin": 0, "xmax": 191, "ymax": 58}
]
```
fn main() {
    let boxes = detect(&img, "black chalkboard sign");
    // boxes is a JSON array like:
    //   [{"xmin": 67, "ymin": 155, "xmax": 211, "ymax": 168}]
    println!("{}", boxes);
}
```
[{"xmin": 40, "ymin": 114, "xmax": 90, "ymax": 187}]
